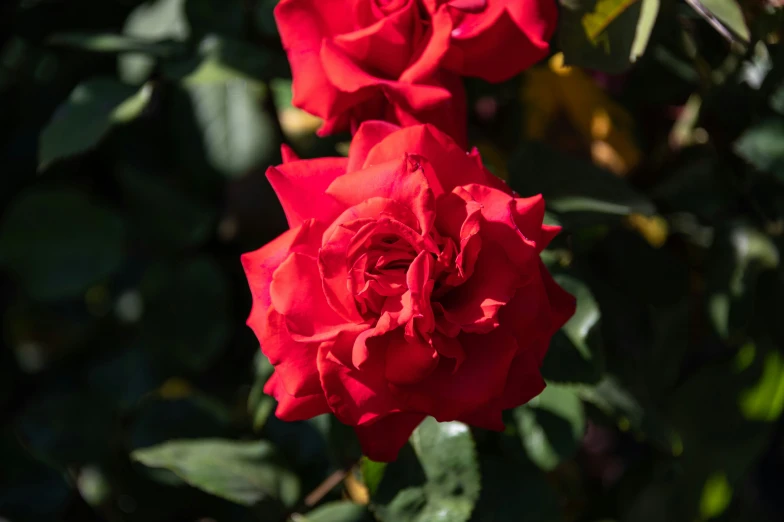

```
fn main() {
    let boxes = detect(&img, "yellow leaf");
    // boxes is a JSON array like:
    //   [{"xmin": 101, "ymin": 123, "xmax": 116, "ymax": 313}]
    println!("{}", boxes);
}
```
[{"xmin": 581, "ymin": 0, "xmax": 640, "ymax": 43}]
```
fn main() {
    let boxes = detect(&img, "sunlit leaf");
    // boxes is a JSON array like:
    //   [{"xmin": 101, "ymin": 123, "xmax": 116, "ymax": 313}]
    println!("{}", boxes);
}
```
[
  {"xmin": 558, "ymin": 0, "xmax": 660, "ymax": 73},
  {"xmin": 684, "ymin": 0, "xmax": 750, "ymax": 44},
  {"xmin": 38, "ymin": 78, "xmax": 151, "ymax": 169},
  {"xmin": 132, "ymin": 438, "xmax": 300, "ymax": 506},
  {"xmin": 47, "ymin": 32, "xmax": 185, "ymax": 57},
  {"xmin": 120, "ymin": 0, "xmax": 190, "ymax": 84},
  {"xmin": 372, "ymin": 418, "xmax": 480, "ymax": 522},
  {"xmin": 734, "ymin": 117, "xmax": 784, "ymax": 182},
  {"xmin": 514, "ymin": 384, "xmax": 586, "ymax": 471},
  {"xmin": 301, "ymin": 501, "xmax": 371, "ymax": 522},
  {"xmin": 181, "ymin": 76, "xmax": 276, "ymax": 178},
  {"xmin": 541, "ymin": 275, "xmax": 604, "ymax": 384}
]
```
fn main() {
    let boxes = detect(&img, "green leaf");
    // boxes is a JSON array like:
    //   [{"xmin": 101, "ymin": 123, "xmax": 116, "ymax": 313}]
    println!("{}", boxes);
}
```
[
  {"xmin": 685, "ymin": 0, "xmax": 750, "ymax": 44},
  {"xmin": 119, "ymin": 0, "xmax": 190, "ymax": 84},
  {"xmin": 165, "ymin": 37, "xmax": 274, "ymax": 85},
  {"xmin": 131, "ymin": 438, "xmax": 300, "ymax": 507},
  {"xmin": 508, "ymin": 142, "xmax": 655, "ymax": 225},
  {"xmin": 514, "ymin": 384, "xmax": 586, "ymax": 471},
  {"xmin": 139, "ymin": 257, "xmax": 230, "ymax": 372},
  {"xmin": 557, "ymin": 0, "xmax": 661, "ymax": 73},
  {"xmin": 373, "ymin": 418, "xmax": 480, "ymax": 522},
  {"xmin": 248, "ymin": 352, "xmax": 276, "ymax": 432},
  {"xmin": 38, "ymin": 78, "xmax": 151, "ymax": 169},
  {"xmin": 47, "ymin": 32, "xmax": 186, "ymax": 57},
  {"xmin": 183, "ymin": 77, "xmax": 276, "ymax": 178},
  {"xmin": 705, "ymin": 223, "xmax": 779, "ymax": 340},
  {"xmin": 0, "ymin": 188, "xmax": 125, "ymax": 301},
  {"xmin": 734, "ymin": 117, "xmax": 784, "ymax": 181},
  {"xmin": 302, "ymin": 502, "xmax": 372, "ymax": 522},
  {"xmin": 361, "ymin": 458, "xmax": 387, "ymax": 498},
  {"xmin": 541, "ymin": 275, "xmax": 604, "ymax": 384},
  {"xmin": 116, "ymin": 167, "xmax": 215, "ymax": 250}
]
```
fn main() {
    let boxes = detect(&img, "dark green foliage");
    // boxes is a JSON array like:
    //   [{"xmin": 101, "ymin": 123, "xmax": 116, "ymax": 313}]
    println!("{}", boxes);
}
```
[{"xmin": 2, "ymin": 0, "xmax": 784, "ymax": 521}]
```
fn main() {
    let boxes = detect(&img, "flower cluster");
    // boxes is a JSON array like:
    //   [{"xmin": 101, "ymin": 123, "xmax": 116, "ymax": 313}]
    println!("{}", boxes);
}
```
[
  {"xmin": 275, "ymin": 0, "xmax": 557, "ymax": 145},
  {"xmin": 242, "ymin": 0, "xmax": 574, "ymax": 462}
]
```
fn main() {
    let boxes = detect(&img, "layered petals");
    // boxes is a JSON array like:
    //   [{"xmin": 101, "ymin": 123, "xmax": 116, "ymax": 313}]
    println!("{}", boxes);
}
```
[{"xmin": 242, "ymin": 123, "xmax": 575, "ymax": 462}]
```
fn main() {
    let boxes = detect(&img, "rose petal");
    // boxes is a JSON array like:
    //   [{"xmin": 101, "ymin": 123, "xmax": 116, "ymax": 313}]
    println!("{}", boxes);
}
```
[
  {"xmin": 399, "ymin": 4, "xmax": 453, "ymax": 84},
  {"xmin": 499, "ymin": 260, "xmax": 575, "ymax": 363},
  {"xmin": 452, "ymin": 184, "xmax": 541, "ymax": 268},
  {"xmin": 270, "ymin": 252, "xmax": 350, "ymax": 342},
  {"xmin": 497, "ymin": 348, "xmax": 546, "ymax": 410},
  {"xmin": 390, "ymin": 326, "xmax": 519, "ymax": 421},
  {"xmin": 326, "ymin": 156, "xmax": 436, "ymax": 235},
  {"xmin": 275, "ymin": 0, "xmax": 355, "ymax": 119},
  {"xmin": 539, "ymin": 259, "xmax": 577, "ymax": 336},
  {"xmin": 353, "ymin": 412, "xmax": 426, "ymax": 462},
  {"xmin": 318, "ymin": 338, "xmax": 405, "ymax": 425},
  {"xmin": 458, "ymin": 405, "xmax": 504, "ymax": 431},
  {"xmin": 331, "ymin": 0, "xmax": 418, "ymax": 79},
  {"xmin": 320, "ymin": 38, "xmax": 452, "ymax": 111},
  {"xmin": 444, "ymin": 4, "xmax": 555, "ymax": 83},
  {"xmin": 538, "ymin": 223, "xmax": 561, "ymax": 253},
  {"xmin": 265, "ymin": 372, "xmax": 331, "ymax": 421},
  {"xmin": 280, "ymin": 144, "xmax": 300, "ymax": 163},
  {"xmin": 385, "ymin": 334, "xmax": 439, "ymax": 385},
  {"xmin": 348, "ymin": 121, "xmax": 401, "ymax": 173},
  {"xmin": 266, "ymin": 157, "xmax": 347, "ymax": 228},
  {"xmin": 261, "ymin": 308, "xmax": 323, "ymax": 396},
  {"xmin": 242, "ymin": 220, "xmax": 325, "ymax": 339},
  {"xmin": 363, "ymin": 124, "xmax": 499, "ymax": 195},
  {"xmin": 439, "ymin": 240, "xmax": 521, "ymax": 333}
]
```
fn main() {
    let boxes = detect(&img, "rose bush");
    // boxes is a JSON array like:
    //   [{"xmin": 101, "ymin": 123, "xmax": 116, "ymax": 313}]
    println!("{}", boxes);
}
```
[
  {"xmin": 274, "ymin": 0, "xmax": 556, "ymax": 144},
  {"xmin": 241, "ymin": 121, "xmax": 575, "ymax": 461}
]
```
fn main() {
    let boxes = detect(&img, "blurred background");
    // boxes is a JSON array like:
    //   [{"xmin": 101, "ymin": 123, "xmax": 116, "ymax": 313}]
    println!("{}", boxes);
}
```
[{"xmin": 1, "ymin": 0, "xmax": 784, "ymax": 521}]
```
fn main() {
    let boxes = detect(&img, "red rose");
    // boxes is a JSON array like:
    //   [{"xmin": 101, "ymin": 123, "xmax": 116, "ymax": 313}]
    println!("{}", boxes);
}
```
[
  {"xmin": 274, "ymin": 0, "xmax": 556, "ymax": 143},
  {"xmin": 241, "ymin": 122, "xmax": 575, "ymax": 461},
  {"xmin": 274, "ymin": 0, "xmax": 467, "ymax": 144},
  {"xmin": 431, "ymin": 0, "xmax": 558, "ymax": 83}
]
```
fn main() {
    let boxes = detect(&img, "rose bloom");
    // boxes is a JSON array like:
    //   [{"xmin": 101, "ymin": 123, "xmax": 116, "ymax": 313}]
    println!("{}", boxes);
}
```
[
  {"xmin": 241, "ymin": 122, "xmax": 574, "ymax": 461},
  {"xmin": 274, "ymin": 0, "xmax": 556, "ymax": 144}
]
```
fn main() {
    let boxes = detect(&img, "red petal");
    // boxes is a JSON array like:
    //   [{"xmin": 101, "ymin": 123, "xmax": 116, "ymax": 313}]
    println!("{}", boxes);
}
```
[
  {"xmin": 353, "ymin": 412, "xmax": 426, "ymax": 462},
  {"xmin": 444, "ymin": 4, "xmax": 555, "ymax": 83},
  {"xmin": 439, "ymin": 241, "xmax": 521, "ymax": 333},
  {"xmin": 275, "ymin": 0, "xmax": 355, "ymax": 120},
  {"xmin": 498, "ymin": 349, "xmax": 546, "ymax": 410},
  {"xmin": 318, "ymin": 338, "xmax": 405, "ymax": 426},
  {"xmin": 266, "ymin": 157, "xmax": 347, "ymax": 228},
  {"xmin": 264, "ymin": 372, "xmax": 331, "ymax": 421},
  {"xmin": 458, "ymin": 405, "xmax": 505, "ymax": 431},
  {"xmin": 320, "ymin": 38, "xmax": 452, "ymax": 111},
  {"xmin": 242, "ymin": 221, "xmax": 324, "ymax": 340},
  {"xmin": 269, "ymin": 252, "xmax": 349, "ymax": 342},
  {"xmin": 347, "ymin": 121, "xmax": 401, "ymax": 173},
  {"xmin": 363, "ymin": 124, "xmax": 497, "ymax": 196},
  {"xmin": 390, "ymin": 326, "xmax": 519, "ymax": 421},
  {"xmin": 280, "ymin": 144, "xmax": 300, "ymax": 163},
  {"xmin": 385, "ymin": 333, "xmax": 439, "ymax": 385},
  {"xmin": 261, "ymin": 308, "xmax": 323, "ymax": 396},
  {"xmin": 331, "ymin": 1, "xmax": 419, "ymax": 80},
  {"xmin": 326, "ymin": 156, "xmax": 436, "ymax": 234}
]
